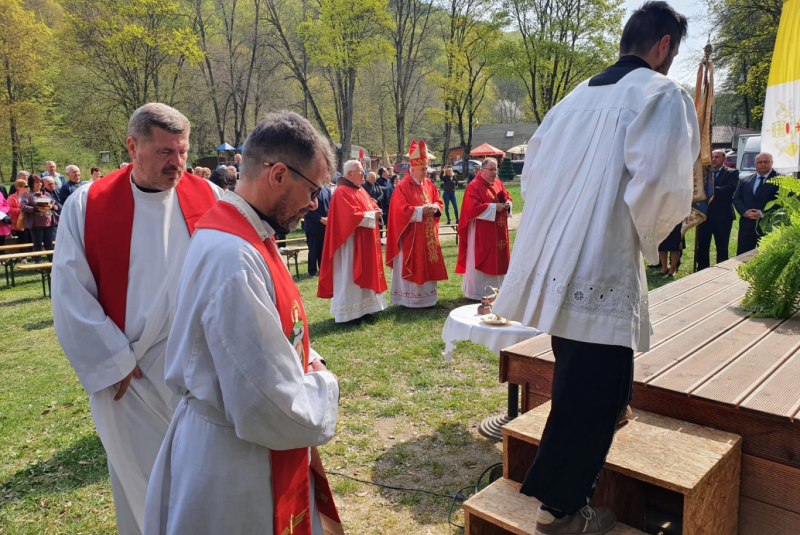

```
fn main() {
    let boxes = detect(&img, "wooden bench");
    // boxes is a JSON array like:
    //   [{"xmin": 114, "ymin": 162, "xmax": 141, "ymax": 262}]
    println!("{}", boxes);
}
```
[
  {"xmin": 0, "ymin": 250, "xmax": 55, "ymax": 287},
  {"xmin": 16, "ymin": 262, "xmax": 52, "ymax": 297},
  {"xmin": 465, "ymin": 401, "xmax": 742, "ymax": 535},
  {"xmin": 0, "ymin": 243, "xmax": 33, "ymax": 253},
  {"xmin": 279, "ymin": 247, "xmax": 308, "ymax": 277}
]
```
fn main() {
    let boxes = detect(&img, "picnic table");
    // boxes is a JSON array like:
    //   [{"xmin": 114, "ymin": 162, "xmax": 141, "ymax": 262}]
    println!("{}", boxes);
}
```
[{"xmin": 1, "ymin": 250, "xmax": 55, "ymax": 287}]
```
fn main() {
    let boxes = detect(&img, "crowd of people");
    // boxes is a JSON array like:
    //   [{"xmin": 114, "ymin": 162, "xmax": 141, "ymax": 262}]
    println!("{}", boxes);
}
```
[{"xmin": 7, "ymin": 4, "xmax": 785, "ymax": 533}]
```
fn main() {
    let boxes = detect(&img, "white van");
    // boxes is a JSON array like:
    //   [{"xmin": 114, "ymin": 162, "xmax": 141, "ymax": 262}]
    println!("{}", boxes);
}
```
[{"xmin": 737, "ymin": 135, "xmax": 761, "ymax": 178}]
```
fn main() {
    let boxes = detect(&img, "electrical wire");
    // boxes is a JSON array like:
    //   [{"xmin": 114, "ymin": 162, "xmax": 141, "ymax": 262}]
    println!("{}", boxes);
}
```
[{"xmin": 327, "ymin": 460, "xmax": 504, "ymax": 531}]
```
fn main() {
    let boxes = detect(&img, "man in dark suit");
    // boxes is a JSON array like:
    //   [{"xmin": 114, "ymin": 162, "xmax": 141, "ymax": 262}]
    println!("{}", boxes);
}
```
[
  {"xmin": 733, "ymin": 152, "xmax": 779, "ymax": 255},
  {"xmin": 696, "ymin": 150, "xmax": 740, "ymax": 270},
  {"xmin": 303, "ymin": 174, "xmax": 332, "ymax": 277}
]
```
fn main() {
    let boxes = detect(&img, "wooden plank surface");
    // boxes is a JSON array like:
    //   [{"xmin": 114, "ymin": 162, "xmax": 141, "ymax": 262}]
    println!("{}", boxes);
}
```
[
  {"xmin": 503, "ymin": 402, "xmax": 740, "ymax": 494},
  {"xmin": 647, "ymin": 316, "xmax": 783, "ymax": 394},
  {"xmin": 648, "ymin": 269, "xmax": 742, "ymax": 324},
  {"xmin": 0, "ymin": 250, "xmax": 55, "ymax": 261},
  {"xmin": 634, "ymin": 305, "xmax": 748, "ymax": 384},
  {"xmin": 740, "ymin": 345, "xmax": 800, "ymax": 420},
  {"xmin": 463, "ymin": 478, "xmax": 645, "ymax": 535},
  {"xmin": 741, "ymin": 454, "xmax": 800, "ymax": 515},
  {"xmin": 692, "ymin": 315, "xmax": 800, "ymax": 407},
  {"xmin": 738, "ymin": 497, "xmax": 800, "ymax": 535}
]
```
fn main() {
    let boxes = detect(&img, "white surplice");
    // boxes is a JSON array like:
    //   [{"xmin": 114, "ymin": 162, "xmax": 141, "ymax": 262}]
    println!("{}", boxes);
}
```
[
  {"xmin": 493, "ymin": 68, "xmax": 699, "ymax": 352},
  {"xmin": 390, "ymin": 205, "xmax": 438, "ymax": 307},
  {"xmin": 461, "ymin": 203, "xmax": 512, "ymax": 300},
  {"xmin": 143, "ymin": 192, "xmax": 339, "ymax": 535},
  {"xmin": 52, "ymin": 177, "xmax": 222, "ymax": 535},
  {"xmin": 330, "ymin": 210, "xmax": 387, "ymax": 322}
]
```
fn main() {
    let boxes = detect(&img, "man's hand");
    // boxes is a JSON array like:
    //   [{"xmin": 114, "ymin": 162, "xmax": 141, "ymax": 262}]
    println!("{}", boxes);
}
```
[
  {"xmin": 744, "ymin": 209, "xmax": 762, "ymax": 220},
  {"xmin": 422, "ymin": 204, "xmax": 437, "ymax": 217},
  {"xmin": 496, "ymin": 202, "xmax": 507, "ymax": 213},
  {"xmin": 309, "ymin": 359, "xmax": 338, "ymax": 381},
  {"xmin": 374, "ymin": 209, "xmax": 383, "ymax": 219},
  {"xmin": 114, "ymin": 366, "xmax": 142, "ymax": 401},
  {"xmin": 320, "ymin": 217, "xmax": 327, "ymax": 225}
]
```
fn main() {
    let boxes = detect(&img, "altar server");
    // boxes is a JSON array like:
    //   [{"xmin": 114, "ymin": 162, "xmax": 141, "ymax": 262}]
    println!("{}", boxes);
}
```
[
  {"xmin": 492, "ymin": 3, "xmax": 698, "ymax": 534},
  {"xmin": 144, "ymin": 111, "xmax": 341, "ymax": 535},
  {"xmin": 52, "ymin": 103, "xmax": 221, "ymax": 535}
]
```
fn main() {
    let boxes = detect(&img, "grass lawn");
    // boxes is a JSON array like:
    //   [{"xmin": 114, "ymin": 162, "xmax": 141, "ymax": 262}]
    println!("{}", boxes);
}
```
[{"xmin": 0, "ymin": 181, "xmax": 742, "ymax": 534}]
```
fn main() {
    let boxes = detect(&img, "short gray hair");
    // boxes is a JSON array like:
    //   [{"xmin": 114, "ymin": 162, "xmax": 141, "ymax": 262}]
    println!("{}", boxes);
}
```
[
  {"xmin": 343, "ymin": 160, "xmax": 361, "ymax": 176},
  {"xmin": 65, "ymin": 165, "xmax": 79, "ymax": 174},
  {"xmin": 17, "ymin": 170, "xmax": 29, "ymax": 179},
  {"xmin": 127, "ymin": 103, "xmax": 190, "ymax": 140},
  {"xmin": 43, "ymin": 176, "xmax": 55, "ymax": 184},
  {"xmin": 45, "ymin": 161, "xmax": 56, "ymax": 167},
  {"xmin": 711, "ymin": 149, "xmax": 725, "ymax": 156},
  {"xmin": 482, "ymin": 157, "xmax": 498, "ymax": 169},
  {"xmin": 240, "ymin": 111, "xmax": 334, "ymax": 182}
]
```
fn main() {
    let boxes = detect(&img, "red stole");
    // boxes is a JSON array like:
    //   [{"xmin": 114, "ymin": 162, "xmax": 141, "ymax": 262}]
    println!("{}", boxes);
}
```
[
  {"xmin": 84, "ymin": 164, "xmax": 216, "ymax": 330},
  {"xmin": 456, "ymin": 174, "xmax": 512, "ymax": 276},
  {"xmin": 317, "ymin": 183, "xmax": 387, "ymax": 298},
  {"xmin": 385, "ymin": 173, "xmax": 448, "ymax": 285},
  {"xmin": 194, "ymin": 201, "xmax": 343, "ymax": 535}
]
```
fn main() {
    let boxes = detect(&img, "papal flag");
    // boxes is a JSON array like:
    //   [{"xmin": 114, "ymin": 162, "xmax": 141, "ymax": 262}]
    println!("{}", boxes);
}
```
[{"xmin": 761, "ymin": 0, "xmax": 800, "ymax": 174}]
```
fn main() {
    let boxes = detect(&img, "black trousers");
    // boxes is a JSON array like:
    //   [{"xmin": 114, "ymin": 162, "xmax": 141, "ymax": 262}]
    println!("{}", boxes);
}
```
[
  {"xmin": 306, "ymin": 231, "xmax": 325, "ymax": 276},
  {"xmin": 31, "ymin": 226, "xmax": 54, "ymax": 263},
  {"xmin": 736, "ymin": 219, "xmax": 759, "ymax": 256},
  {"xmin": 696, "ymin": 218, "xmax": 732, "ymax": 270},
  {"xmin": 520, "ymin": 336, "xmax": 634, "ymax": 514}
]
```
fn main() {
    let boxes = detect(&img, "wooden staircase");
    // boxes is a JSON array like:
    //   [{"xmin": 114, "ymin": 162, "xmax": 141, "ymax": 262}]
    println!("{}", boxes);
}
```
[{"xmin": 463, "ymin": 403, "xmax": 742, "ymax": 534}]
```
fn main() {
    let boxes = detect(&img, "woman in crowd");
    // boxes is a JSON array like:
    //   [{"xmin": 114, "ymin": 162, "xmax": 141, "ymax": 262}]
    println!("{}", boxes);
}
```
[
  {"xmin": 7, "ymin": 178, "xmax": 31, "ymax": 244},
  {"xmin": 657, "ymin": 223, "xmax": 684, "ymax": 278},
  {"xmin": 20, "ymin": 174, "xmax": 58, "ymax": 262},
  {"xmin": 195, "ymin": 166, "xmax": 211, "ymax": 180},
  {"xmin": 90, "ymin": 167, "xmax": 102, "ymax": 182},
  {"xmin": 0, "ymin": 194, "xmax": 11, "ymax": 246}
]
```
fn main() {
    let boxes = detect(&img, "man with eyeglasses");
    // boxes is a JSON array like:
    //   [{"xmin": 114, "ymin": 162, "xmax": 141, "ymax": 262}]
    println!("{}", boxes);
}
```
[
  {"xmin": 733, "ymin": 151, "xmax": 779, "ymax": 255},
  {"xmin": 317, "ymin": 159, "xmax": 388, "ymax": 323},
  {"xmin": 144, "ymin": 111, "xmax": 342, "ymax": 535}
]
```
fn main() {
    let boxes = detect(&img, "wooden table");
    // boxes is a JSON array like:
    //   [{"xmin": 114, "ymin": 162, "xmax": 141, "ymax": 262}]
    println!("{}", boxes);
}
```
[{"xmin": 499, "ymin": 251, "xmax": 800, "ymax": 534}]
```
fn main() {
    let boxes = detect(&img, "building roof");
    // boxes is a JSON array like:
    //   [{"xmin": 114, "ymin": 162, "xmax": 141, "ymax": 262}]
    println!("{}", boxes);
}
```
[
  {"xmin": 711, "ymin": 125, "xmax": 759, "ymax": 147},
  {"xmin": 448, "ymin": 123, "xmax": 539, "ymax": 152}
]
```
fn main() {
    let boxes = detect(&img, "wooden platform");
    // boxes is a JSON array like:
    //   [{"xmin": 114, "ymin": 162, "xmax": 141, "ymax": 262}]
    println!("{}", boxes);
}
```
[
  {"xmin": 502, "ymin": 402, "xmax": 741, "ymax": 534},
  {"xmin": 464, "ymin": 478, "xmax": 646, "ymax": 535},
  {"xmin": 499, "ymin": 252, "xmax": 800, "ymax": 534}
]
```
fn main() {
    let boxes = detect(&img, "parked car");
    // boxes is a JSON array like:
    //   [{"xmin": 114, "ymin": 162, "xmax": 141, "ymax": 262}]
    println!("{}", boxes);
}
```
[
  {"xmin": 724, "ymin": 151, "xmax": 737, "ymax": 170},
  {"xmin": 452, "ymin": 159, "xmax": 482, "ymax": 178},
  {"xmin": 393, "ymin": 162, "xmax": 410, "ymax": 175}
]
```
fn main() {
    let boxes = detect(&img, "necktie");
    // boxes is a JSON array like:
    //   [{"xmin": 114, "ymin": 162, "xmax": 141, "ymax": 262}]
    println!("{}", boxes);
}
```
[{"xmin": 753, "ymin": 176, "xmax": 763, "ymax": 195}]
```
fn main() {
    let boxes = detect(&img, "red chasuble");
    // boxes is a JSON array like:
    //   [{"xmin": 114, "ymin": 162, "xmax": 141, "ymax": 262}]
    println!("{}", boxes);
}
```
[
  {"xmin": 317, "ymin": 183, "xmax": 387, "ymax": 298},
  {"xmin": 84, "ymin": 164, "xmax": 216, "ymax": 330},
  {"xmin": 385, "ymin": 173, "xmax": 448, "ymax": 285},
  {"xmin": 456, "ymin": 174, "xmax": 513, "ymax": 276},
  {"xmin": 195, "ymin": 201, "xmax": 343, "ymax": 535}
]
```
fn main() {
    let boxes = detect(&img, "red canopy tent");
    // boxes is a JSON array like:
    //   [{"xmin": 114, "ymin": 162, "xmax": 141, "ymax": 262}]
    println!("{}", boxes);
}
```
[{"xmin": 470, "ymin": 143, "xmax": 506, "ymax": 158}]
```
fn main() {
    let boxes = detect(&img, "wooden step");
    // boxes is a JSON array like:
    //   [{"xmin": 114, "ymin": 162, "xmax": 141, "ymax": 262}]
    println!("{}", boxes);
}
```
[
  {"xmin": 502, "ymin": 402, "xmax": 742, "ymax": 535},
  {"xmin": 463, "ymin": 477, "xmax": 645, "ymax": 535}
]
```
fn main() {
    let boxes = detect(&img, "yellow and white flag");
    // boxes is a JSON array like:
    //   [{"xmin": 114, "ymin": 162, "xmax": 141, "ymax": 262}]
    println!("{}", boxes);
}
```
[{"xmin": 761, "ymin": 0, "xmax": 800, "ymax": 173}]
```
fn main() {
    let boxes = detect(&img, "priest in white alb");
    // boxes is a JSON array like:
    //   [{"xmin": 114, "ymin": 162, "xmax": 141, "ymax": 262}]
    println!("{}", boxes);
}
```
[
  {"xmin": 143, "ymin": 111, "xmax": 342, "ymax": 535},
  {"xmin": 317, "ymin": 159, "xmax": 388, "ymax": 322},
  {"xmin": 456, "ymin": 157, "xmax": 513, "ymax": 300},
  {"xmin": 52, "ymin": 103, "xmax": 221, "ymax": 535},
  {"xmin": 491, "ymin": 3, "xmax": 698, "ymax": 534}
]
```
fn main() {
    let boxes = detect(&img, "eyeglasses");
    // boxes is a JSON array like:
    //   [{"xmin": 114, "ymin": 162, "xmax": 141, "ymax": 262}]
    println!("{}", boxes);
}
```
[{"xmin": 264, "ymin": 162, "xmax": 321, "ymax": 201}]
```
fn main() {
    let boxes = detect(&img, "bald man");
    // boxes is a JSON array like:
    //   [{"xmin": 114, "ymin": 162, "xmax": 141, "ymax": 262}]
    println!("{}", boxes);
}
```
[
  {"xmin": 696, "ymin": 149, "xmax": 739, "ymax": 269},
  {"xmin": 733, "ymin": 152, "xmax": 779, "ymax": 255}
]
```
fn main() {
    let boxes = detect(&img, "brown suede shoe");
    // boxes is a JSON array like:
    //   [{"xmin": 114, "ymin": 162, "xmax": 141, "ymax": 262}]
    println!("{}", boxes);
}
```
[
  {"xmin": 535, "ymin": 505, "xmax": 617, "ymax": 535},
  {"xmin": 617, "ymin": 405, "xmax": 632, "ymax": 428}
]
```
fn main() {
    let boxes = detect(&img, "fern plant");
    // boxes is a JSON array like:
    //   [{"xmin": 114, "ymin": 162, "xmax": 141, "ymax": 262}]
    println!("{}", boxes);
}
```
[{"xmin": 737, "ymin": 175, "xmax": 800, "ymax": 319}]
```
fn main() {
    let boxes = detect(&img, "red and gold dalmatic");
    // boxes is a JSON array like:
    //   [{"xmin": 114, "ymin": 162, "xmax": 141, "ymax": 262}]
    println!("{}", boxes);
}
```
[
  {"xmin": 317, "ymin": 183, "xmax": 387, "ymax": 298},
  {"xmin": 195, "ymin": 201, "xmax": 344, "ymax": 535},
  {"xmin": 456, "ymin": 173, "xmax": 513, "ymax": 276},
  {"xmin": 385, "ymin": 140, "xmax": 448, "ymax": 285}
]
